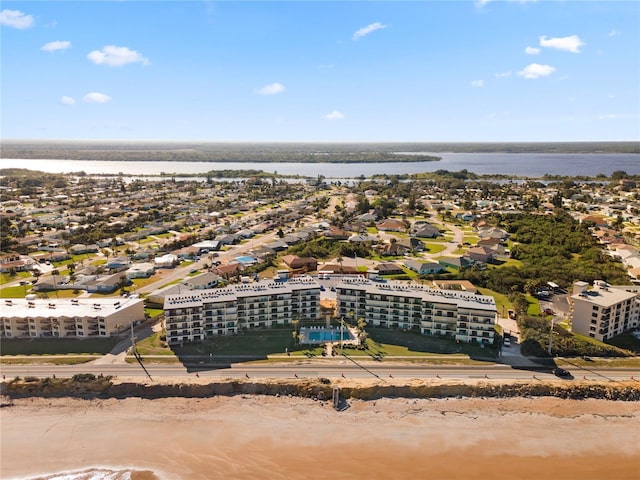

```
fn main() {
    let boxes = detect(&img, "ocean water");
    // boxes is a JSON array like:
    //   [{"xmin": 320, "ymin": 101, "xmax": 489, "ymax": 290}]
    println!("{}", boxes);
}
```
[
  {"xmin": 22, "ymin": 468, "xmax": 161, "ymax": 480},
  {"xmin": 3, "ymin": 152, "xmax": 639, "ymax": 177}
]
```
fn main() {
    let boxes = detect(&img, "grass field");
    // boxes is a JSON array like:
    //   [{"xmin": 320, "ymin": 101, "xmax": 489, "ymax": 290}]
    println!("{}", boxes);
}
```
[
  {"xmin": 170, "ymin": 328, "xmax": 314, "ymax": 357},
  {"xmin": 0, "ymin": 285, "xmax": 33, "ymax": 298},
  {"xmin": 1, "ymin": 337, "xmax": 119, "ymax": 355},
  {"xmin": 0, "ymin": 271, "xmax": 32, "ymax": 285},
  {"xmin": 365, "ymin": 327, "xmax": 497, "ymax": 359},
  {"xmin": 136, "ymin": 325, "xmax": 499, "ymax": 362},
  {"xmin": 606, "ymin": 331, "xmax": 640, "ymax": 354},
  {"xmin": 476, "ymin": 287, "xmax": 513, "ymax": 317}
]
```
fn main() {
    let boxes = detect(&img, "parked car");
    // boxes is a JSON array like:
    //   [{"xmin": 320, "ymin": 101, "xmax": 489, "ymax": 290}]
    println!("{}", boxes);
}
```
[
  {"xmin": 552, "ymin": 368, "xmax": 572, "ymax": 378},
  {"xmin": 503, "ymin": 337, "xmax": 511, "ymax": 347},
  {"xmin": 543, "ymin": 308, "xmax": 555, "ymax": 315}
]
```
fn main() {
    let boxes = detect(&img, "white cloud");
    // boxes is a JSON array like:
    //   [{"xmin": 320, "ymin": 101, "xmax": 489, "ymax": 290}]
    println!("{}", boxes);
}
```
[
  {"xmin": 41, "ymin": 40, "xmax": 71, "ymax": 52},
  {"xmin": 471, "ymin": 80, "xmax": 484, "ymax": 88},
  {"xmin": 323, "ymin": 110, "xmax": 344, "ymax": 121},
  {"xmin": 525, "ymin": 46, "xmax": 540, "ymax": 55},
  {"xmin": 598, "ymin": 114, "xmax": 618, "ymax": 120},
  {"xmin": 539, "ymin": 35, "xmax": 585, "ymax": 53},
  {"xmin": 87, "ymin": 45, "xmax": 150, "ymax": 67},
  {"xmin": 608, "ymin": 30, "xmax": 620, "ymax": 37},
  {"xmin": 353, "ymin": 22, "xmax": 388, "ymax": 40},
  {"xmin": 495, "ymin": 71, "xmax": 512, "ymax": 78},
  {"xmin": 0, "ymin": 9, "xmax": 34, "ymax": 29},
  {"xmin": 517, "ymin": 63, "xmax": 555, "ymax": 79},
  {"xmin": 83, "ymin": 92, "xmax": 112, "ymax": 103},
  {"xmin": 257, "ymin": 82, "xmax": 285, "ymax": 95},
  {"xmin": 60, "ymin": 96, "xmax": 75, "ymax": 106}
]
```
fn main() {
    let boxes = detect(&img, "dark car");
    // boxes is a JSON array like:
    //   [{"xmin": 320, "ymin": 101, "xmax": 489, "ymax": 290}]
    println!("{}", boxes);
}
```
[{"xmin": 552, "ymin": 368, "xmax": 572, "ymax": 378}]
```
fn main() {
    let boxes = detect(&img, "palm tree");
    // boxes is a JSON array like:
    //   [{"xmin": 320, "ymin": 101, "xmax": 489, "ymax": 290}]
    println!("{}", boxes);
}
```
[
  {"xmin": 356, "ymin": 317, "xmax": 368, "ymax": 346},
  {"xmin": 51, "ymin": 269, "xmax": 60, "ymax": 298},
  {"xmin": 32, "ymin": 268, "xmax": 42, "ymax": 284}
]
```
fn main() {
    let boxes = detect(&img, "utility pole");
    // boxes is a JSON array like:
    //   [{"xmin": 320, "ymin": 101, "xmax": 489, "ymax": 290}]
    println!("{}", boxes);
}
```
[{"xmin": 131, "ymin": 322, "xmax": 137, "ymax": 354}]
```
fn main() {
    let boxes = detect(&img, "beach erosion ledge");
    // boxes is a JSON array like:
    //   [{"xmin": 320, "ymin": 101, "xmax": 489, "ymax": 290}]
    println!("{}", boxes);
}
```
[{"xmin": 2, "ymin": 375, "xmax": 640, "ymax": 402}]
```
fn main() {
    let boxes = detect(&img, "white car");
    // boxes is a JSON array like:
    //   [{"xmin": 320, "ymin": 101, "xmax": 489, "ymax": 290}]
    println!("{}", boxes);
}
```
[{"xmin": 503, "ymin": 337, "xmax": 511, "ymax": 347}]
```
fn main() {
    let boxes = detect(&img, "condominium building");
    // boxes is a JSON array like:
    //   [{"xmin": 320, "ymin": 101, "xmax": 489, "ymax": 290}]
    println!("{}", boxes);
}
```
[
  {"xmin": 335, "ymin": 277, "xmax": 497, "ymax": 344},
  {"xmin": 0, "ymin": 297, "xmax": 145, "ymax": 338},
  {"xmin": 164, "ymin": 276, "xmax": 320, "ymax": 345},
  {"xmin": 571, "ymin": 280, "xmax": 640, "ymax": 341}
]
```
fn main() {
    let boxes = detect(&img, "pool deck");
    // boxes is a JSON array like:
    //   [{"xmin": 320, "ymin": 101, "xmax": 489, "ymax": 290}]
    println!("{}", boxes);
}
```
[{"xmin": 299, "ymin": 326, "xmax": 360, "ymax": 352}]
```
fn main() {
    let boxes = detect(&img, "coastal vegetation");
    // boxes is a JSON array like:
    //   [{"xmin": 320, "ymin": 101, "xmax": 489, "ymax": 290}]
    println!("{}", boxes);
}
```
[
  {"xmin": 461, "ymin": 211, "xmax": 629, "ymax": 296},
  {"xmin": 0, "ymin": 141, "xmax": 442, "ymax": 163}
]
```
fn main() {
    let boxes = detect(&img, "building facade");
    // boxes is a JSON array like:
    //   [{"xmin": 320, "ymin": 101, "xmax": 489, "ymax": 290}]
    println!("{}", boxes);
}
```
[
  {"xmin": 0, "ymin": 297, "xmax": 145, "ymax": 338},
  {"xmin": 571, "ymin": 280, "xmax": 640, "ymax": 341},
  {"xmin": 164, "ymin": 276, "xmax": 321, "ymax": 345},
  {"xmin": 335, "ymin": 277, "xmax": 497, "ymax": 344}
]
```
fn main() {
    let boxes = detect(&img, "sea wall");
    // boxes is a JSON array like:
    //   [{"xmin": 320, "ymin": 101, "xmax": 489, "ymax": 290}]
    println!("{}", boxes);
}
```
[{"xmin": 2, "ymin": 376, "xmax": 640, "ymax": 401}]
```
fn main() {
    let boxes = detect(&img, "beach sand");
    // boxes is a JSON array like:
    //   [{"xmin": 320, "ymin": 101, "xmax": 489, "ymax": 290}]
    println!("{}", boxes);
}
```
[{"xmin": 1, "ymin": 395, "xmax": 639, "ymax": 480}]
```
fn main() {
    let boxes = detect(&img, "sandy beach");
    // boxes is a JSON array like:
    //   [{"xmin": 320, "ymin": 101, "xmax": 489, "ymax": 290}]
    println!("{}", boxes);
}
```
[{"xmin": 1, "ymin": 394, "xmax": 639, "ymax": 480}]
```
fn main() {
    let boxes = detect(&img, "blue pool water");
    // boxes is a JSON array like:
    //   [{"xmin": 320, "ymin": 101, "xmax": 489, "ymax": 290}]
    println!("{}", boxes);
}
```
[
  {"xmin": 235, "ymin": 255, "xmax": 257, "ymax": 264},
  {"xmin": 308, "ymin": 330, "xmax": 352, "ymax": 342}
]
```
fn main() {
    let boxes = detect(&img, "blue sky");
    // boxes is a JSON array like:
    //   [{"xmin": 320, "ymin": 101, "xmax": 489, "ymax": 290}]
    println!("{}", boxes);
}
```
[{"xmin": 1, "ymin": 1, "xmax": 639, "ymax": 142}]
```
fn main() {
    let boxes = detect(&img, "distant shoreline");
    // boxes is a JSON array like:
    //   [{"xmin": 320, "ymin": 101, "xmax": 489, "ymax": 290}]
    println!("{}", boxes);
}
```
[{"xmin": 1, "ymin": 140, "xmax": 638, "ymax": 163}]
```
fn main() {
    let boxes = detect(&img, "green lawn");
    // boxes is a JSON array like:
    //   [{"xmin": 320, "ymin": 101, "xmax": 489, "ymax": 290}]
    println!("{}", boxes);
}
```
[
  {"xmin": 364, "ymin": 327, "xmax": 497, "ymax": 359},
  {"xmin": 170, "ymin": 327, "xmax": 313, "ymax": 357},
  {"xmin": 526, "ymin": 294, "xmax": 542, "ymax": 316},
  {"xmin": 606, "ymin": 332, "xmax": 640, "ymax": 354},
  {"xmin": 145, "ymin": 308, "xmax": 165, "ymax": 318},
  {"xmin": 0, "ymin": 271, "xmax": 32, "ymax": 285},
  {"xmin": 0, "ymin": 285, "xmax": 33, "ymax": 298},
  {"xmin": 423, "ymin": 243, "xmax": 447, "ymax": 254},
  {"xmin": 476, "ymin": 287, "xmax": 512, "ymax": 318},
  {"xmin": 134, "ymin": 331, "xmax": 175, "ymax": 356},
  {"xmin": 1, "ymin": 337, "xmax": 119, "ymax": 355},
  {"xmin": 155, "ymin": 326, "xmax": 499, "ymax": 363},
  {"xmin": 130, "ymin": 276, "xmax": 160, "ymax": 290}
]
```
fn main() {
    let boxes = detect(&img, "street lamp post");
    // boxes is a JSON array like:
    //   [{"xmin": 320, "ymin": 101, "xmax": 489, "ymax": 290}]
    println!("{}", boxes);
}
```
[
  {"xmin": 548, "ymin": 316, "xmax": 554, "ymax": 356},
  {"xmin": 340, "ymin": 316, "xmax": 344, "ymax": 356},
  {"xmin": 131, "ymin": 322, "xmax": 137, "ymax": 354}
]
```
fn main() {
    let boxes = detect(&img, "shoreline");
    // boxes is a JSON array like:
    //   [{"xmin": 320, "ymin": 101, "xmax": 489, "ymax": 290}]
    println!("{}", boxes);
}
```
[{"xmin": 2, "ymin": 395, "xmax": 639, "ymax": 480}]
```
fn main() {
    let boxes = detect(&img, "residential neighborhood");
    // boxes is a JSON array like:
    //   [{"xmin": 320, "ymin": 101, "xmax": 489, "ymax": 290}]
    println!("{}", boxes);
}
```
[{"xmin": 1, "ymin": 169, "xmax": 640, "ymax": 357}]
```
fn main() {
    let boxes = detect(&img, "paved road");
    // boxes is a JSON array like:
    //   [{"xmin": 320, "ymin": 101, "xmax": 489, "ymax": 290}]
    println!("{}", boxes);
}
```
[{"xmin": 2, "ymin": 362, "xmax": 637, "ymax": 382}]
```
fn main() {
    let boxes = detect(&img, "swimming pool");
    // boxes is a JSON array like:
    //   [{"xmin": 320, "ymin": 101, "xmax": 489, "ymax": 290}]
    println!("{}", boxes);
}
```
[
  {"xmin": 308, "ymin": 330, "xmax": 351, "ymax": 342},
  {"xmin": 235, "ymin": 255, "xmax": 257, "ymax": 265},
  {"xmin": 301, "ymin": 327, "xmax": 354, "ymax": 344}
]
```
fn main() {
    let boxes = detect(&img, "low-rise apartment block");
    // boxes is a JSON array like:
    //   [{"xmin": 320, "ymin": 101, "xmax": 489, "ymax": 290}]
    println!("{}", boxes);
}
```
[
  {"xmin": 335, "ymin": 277, "xmax": 497, "ymax": 344},
  {"xmin": 571, "ymin": 280, "xmax": 640, "ymax": 341},
  {"xmin": 0, "ymin": 297, "xmax": 145, "ymax": 338},
  {"xmin": 164, "ymin": 276, "xmax": 320, "ymax": 345}
]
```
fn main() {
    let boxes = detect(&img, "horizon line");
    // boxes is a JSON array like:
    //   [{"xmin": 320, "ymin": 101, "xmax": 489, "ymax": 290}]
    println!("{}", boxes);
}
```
[{"xmin": 2, "ymin": 138, "xmax": 639, "ymax": 144}]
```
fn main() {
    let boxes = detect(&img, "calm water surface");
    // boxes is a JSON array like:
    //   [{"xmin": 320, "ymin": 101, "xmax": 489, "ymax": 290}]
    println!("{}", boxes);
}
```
[{"xmin": 3, "ymin": 153, "xmax": 639, "ymax": 177}]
